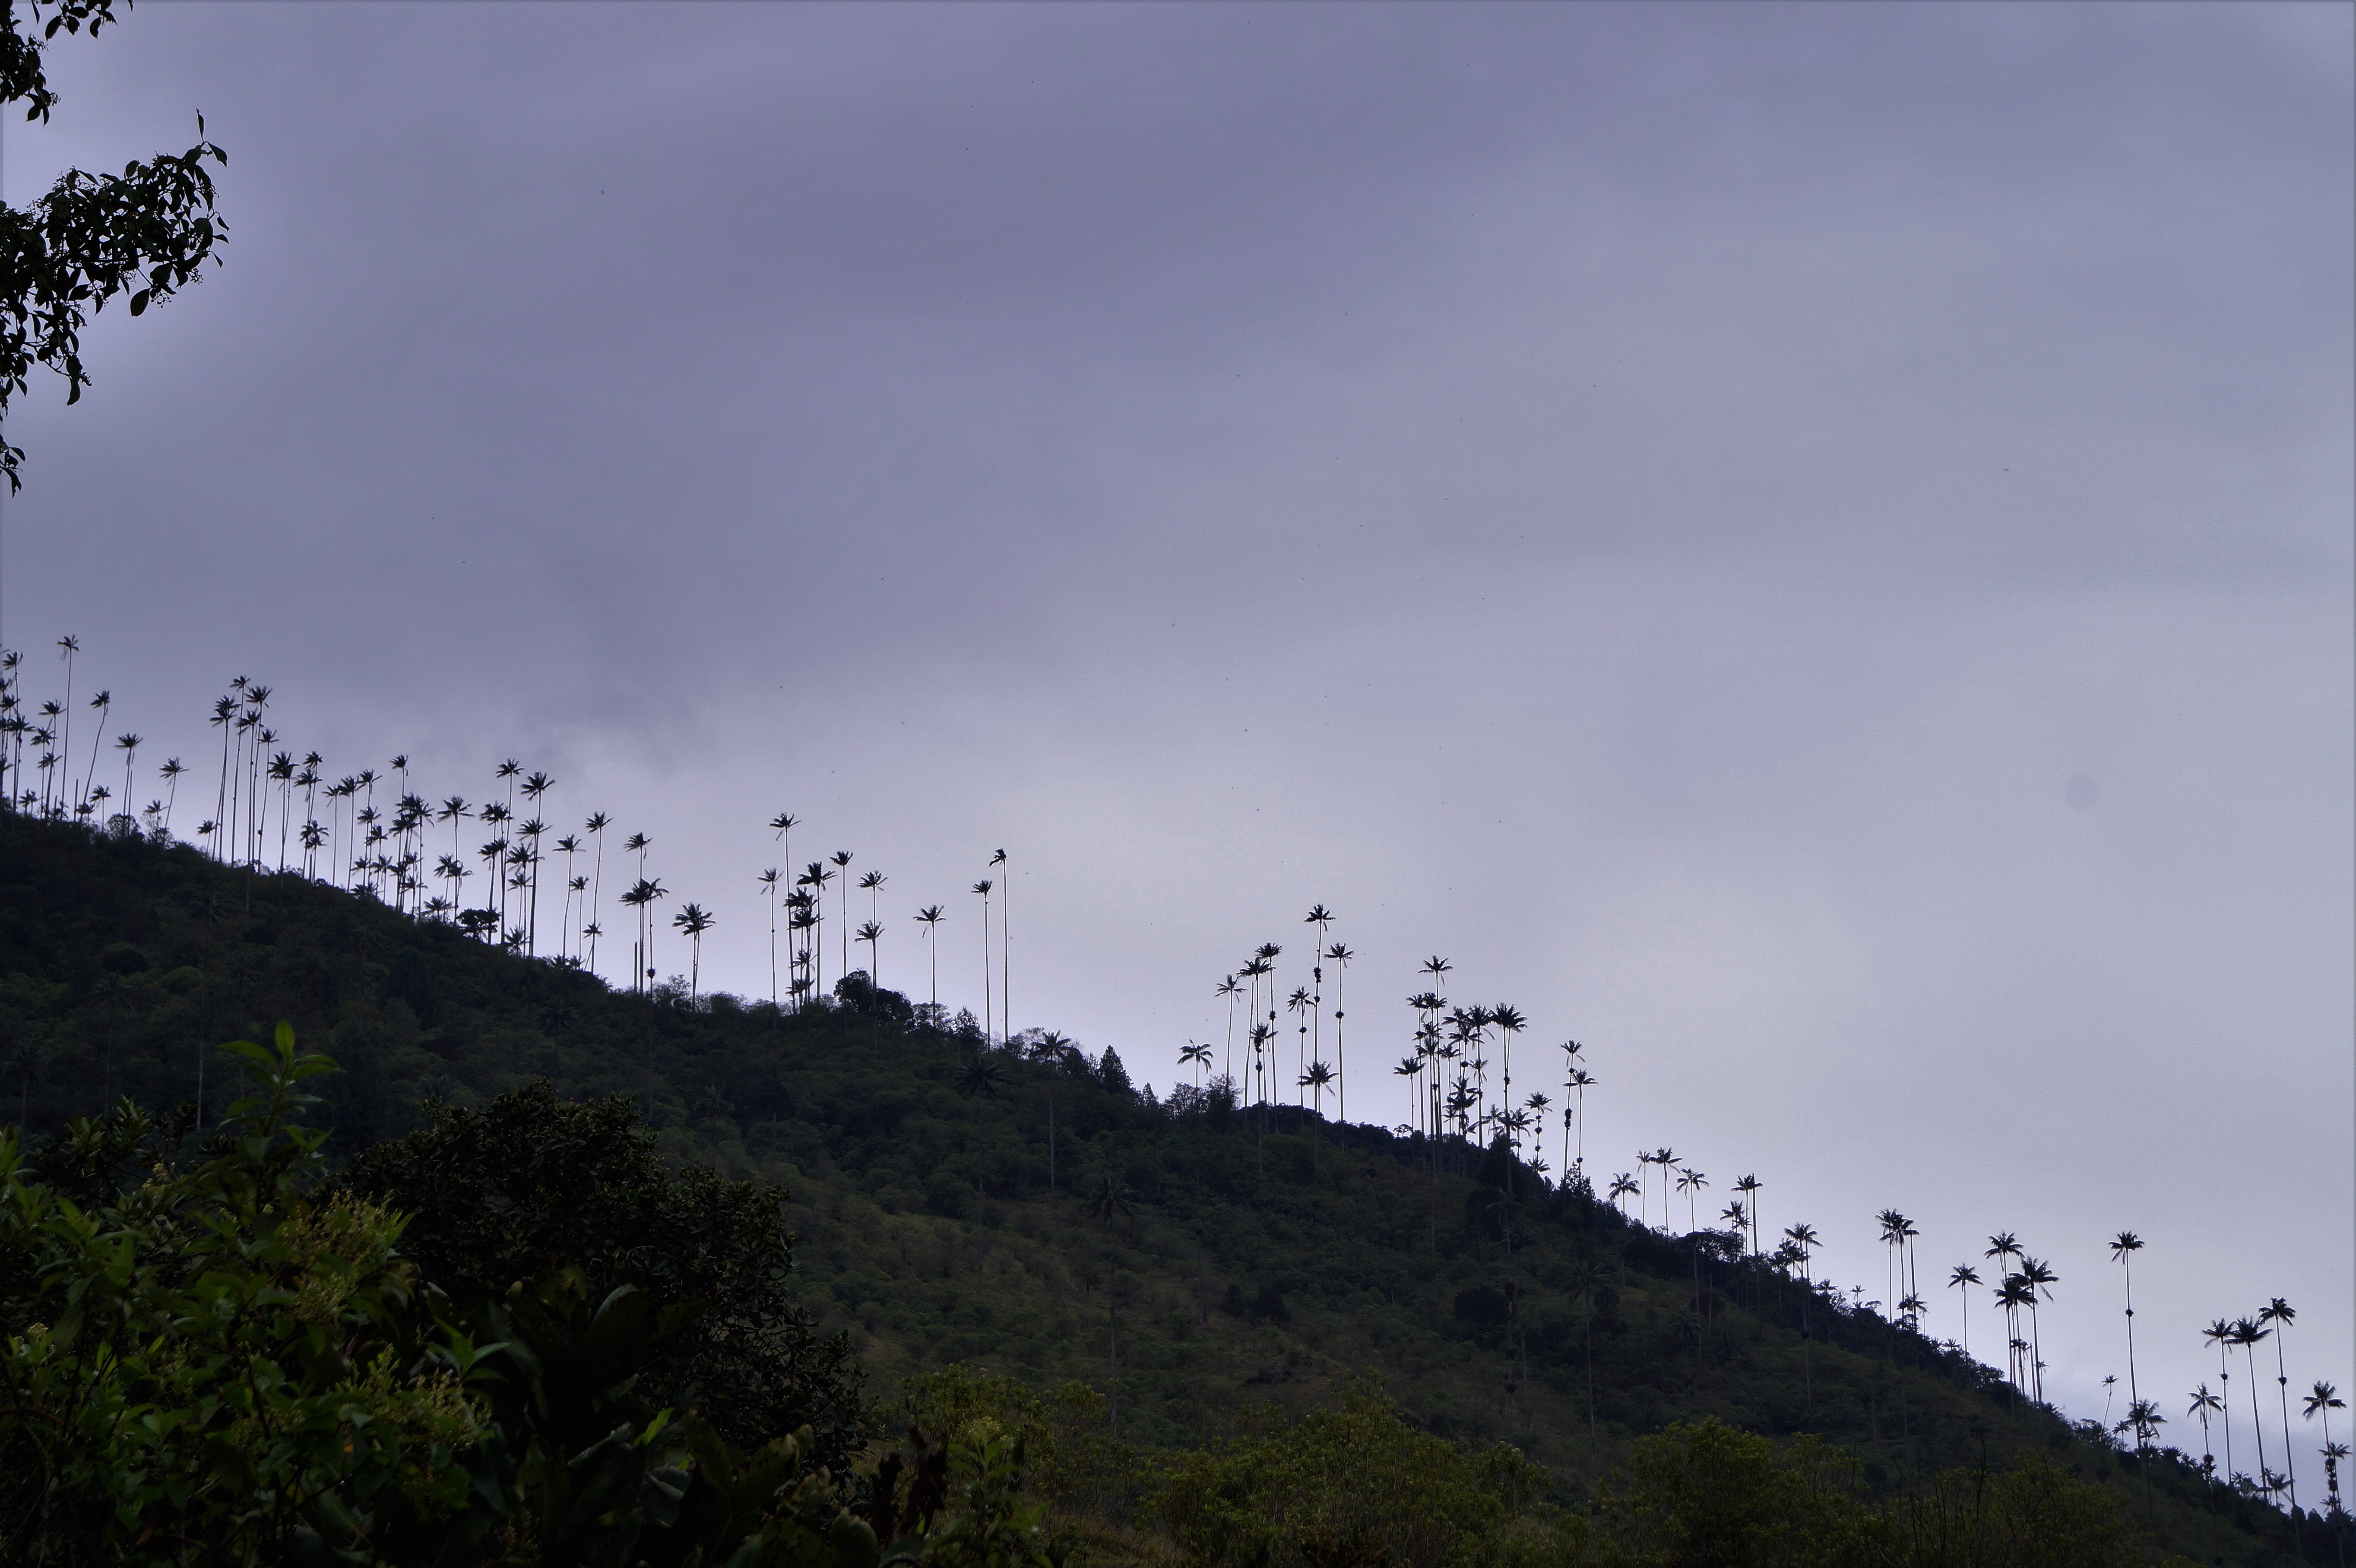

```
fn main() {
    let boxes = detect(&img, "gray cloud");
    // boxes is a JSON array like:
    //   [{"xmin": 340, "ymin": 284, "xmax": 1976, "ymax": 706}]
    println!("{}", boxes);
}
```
[{"xmin": 2, "ymin": 0, "xmax": 2346, "ymax": 1483}]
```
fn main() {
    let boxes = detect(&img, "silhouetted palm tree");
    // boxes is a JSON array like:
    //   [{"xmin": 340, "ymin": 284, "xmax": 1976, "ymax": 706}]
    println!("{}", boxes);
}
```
[
  {"xmin": 991, "ymin": 849, "xmax": 1009, "ymax": 1039},
  {"xmin": 2204, "ymin": 1319, "xmax": 2239, "ymax": 1481},
  {"xmin": 2190, "ymin": 1384, "xmax": 2224, "ymax": 1483},
  {"xmin": 113, "ymin": 731, "xmax": 138, "ymax": 818},
  {"xmin": 1948, "ymin": 1264, "xmax": 1981, "ymax": 1357},
  {"xmin": 1216, "ymin": 974, "xmax": 1242, "ymax": 1084},
  {"xmin": 830, "ymin": 850, "xmax": 855, "ymax": 979},
  {"xmin": 2020, "ymin": 1256, "xmax": 2058, "ymax": 1402},
  {"xmin": 1567, "ymin": 1063, "xmax": 1594, "ymax": 1171},
  {"xmin": 2232, "ymin": 1317, "xmax": 2273, "ymax": 1484},
  {"xmin": 758, "ymin": 869, "xmax": 781, "ymax": 1003},
  {"xmin": 972, "ymin": 879, "xmax": 994, "ymax": 1041},
  {"xmin": 583, "ymin": 812, "xmax": 610, "ymax": 972},
  {"xmin": 915, "ymin": 904, "xmax": 945, "ymax": 1012},
  {"xmin": 1324, "ymin": 941, "xmax": 1352, "ymax": 1121},
  {"xmin": 672, "ymin": 903, "xmax": 713, "ymax": 1002},
  {"xmin": 158, "ymin": 755, "xmax": 184, "ymax": 835},
  {"xmin": 1609, "ymin": 1173, "xmax": 1638, "ymax": 1214},
  {"xmin": 2110, "ymin": 1232, "xmax": 2144, "ymax": 1429},
  {"xmin": 2260, "ymin": 1298, "xmax": 2299, "ymax": 1510},
  {"xmin": 857, "ymin": 920, "xmax": 883, "ymax": 988},
  {"xmin": 2305, "ymin": 1382, "xmax": 2344, "ymax": 1511}
]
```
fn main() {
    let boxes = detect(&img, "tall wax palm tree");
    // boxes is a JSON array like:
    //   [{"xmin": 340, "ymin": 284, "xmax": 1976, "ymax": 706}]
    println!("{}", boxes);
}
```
[
  {"xmin": 672, "ymin": 903, "xmax": 714, "ymax": 1003},
  {"xmin": 1995, "ymin": 1275, "xmax": 2037, "ymax": 1397},
  {"xmin": 1324, "ymin": 941, "xmax": 1352, "ymax": 1121},
  {"xmin": 1984, "ymin": 1233, "xmax": 2022, "ymax": 1366},
  {"xmin": 584, "ymin": 813, "xmax": 611, "ymax": 972},
  {"xmin": 1248, "ymin": 1021, "xmax": 1273, "ymax": 1117},
  {"xmin": 1677, "ymin": 1167, "xmax": 1707, "ymax": 1234},
  {"xmin": 54, "ymin": 638, "xmax": 76, "ymax": 809},
  {"xmin": 517, "ymin": 817, "xmax": 547, "ymax": 952},
  {"xmin": 2109, "ymin": 1232, "xmax": 2144, "ymax": 1426},
  {"xmin": 1733, "ymin": 1175, "xmax": 1762, "ymax": 1258},
  {"xmin": 1876, "ymin": 1210, "xmax": 1908, "ymax": 1325},
  {"xmin": 1648, "ymin": 1148, "xmax": 1678, "ymax": 1230},
  {"xmin": 803, "ymin": 860, "xmax": 834, "ymax": 994},
  {"xmin": 787, "ymin": 894, "xmax": 818, "ymax": 1009},
  {"xmin": 617, "ymin": 881, "xmax": 653, "ymax": 991},
  {"xmin": 972, "ymin": 878, "xmax": 993, "ymax": 1040},
  {"xmin": 1239, "ymin": 956, "xmax": 1273, "ymax": 1084},
  {"xmin": 1285, "ymin": 987, "xmax": 1311, "ymax": 1105},
  {"xmin": 1948, "ymin": 1265, "xmax": 1982, "ymax": 1356},
  {"xmin": 2232, "ymin": 1318, "xmax": 2273, "ymax": 1485},
  {"xmin": 1609, "ymin": 1173, "xmax": 1638, "ymax": 1214},
  {"xmin": 757, "ymin": 869, "xmax": 782, "ymax": 1002},
  {"xmin": 915, "ymin": 904, "xmax": 945, "ymax": 1012},
  {"xmin": 1568, "ymin": 1065, "xmax": 1595, "ymax": 1171},
  {"xmin": 1256, "ymin": 943, "xmax": 1283, "ymax": 1061},
  {"xmin": 1492, "ymin": 1003, "xmax": 1526, "ymax": 1144},
  {"xmin": 554, "ymin": 836, "xmax": 582, "ymax": 958},
  {"xmin": 2205, "ymin": 1319, "xmax": 2239, "ymax": 1481},
  {"xmin": 859, "ymin": 868, "xmax": 885, "ymax": 925},
  {"xmin": 991, "ymin": 849, "xmax": 1009, "ymax": 1040},
  {"xmin": 2020, "ymin": 1257, "xmax": 2058, "ymax": 1402},
  {"xmin": 830, "ymin": 850, "xmax": 855, "ymax": 979},
  {"xmin": 1216, "ymin": 975, "xmax": 1242, "ymax": 1084},
  {"xmin": 1303, "ymin": 905, "xmax": 1332, "ymax": 1091},
  {"xmin": 114, "ymin": 732, "xmax": 139, "ymax": 818},
  {"xmin": 2259, "ymin": 1298, "xmax": 2299, "ymax": 1509},
  {"xmin": 76, "ymin": 689, "xmax": 109, "ymax": 814},
  {"xmin": 521, "ymin": 772, "xmax": 553, "ymax": 949}
]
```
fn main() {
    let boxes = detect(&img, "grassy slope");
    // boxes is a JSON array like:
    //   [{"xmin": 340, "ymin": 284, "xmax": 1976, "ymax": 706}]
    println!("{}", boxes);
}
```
[{"xmin": 0, "ymin": 814, "xmax": 2321, "ymax": 1566}]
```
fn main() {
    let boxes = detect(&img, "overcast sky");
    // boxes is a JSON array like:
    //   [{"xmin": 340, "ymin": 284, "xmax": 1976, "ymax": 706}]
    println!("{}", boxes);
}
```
[{"xmin": 3, "ymin": 0, "xmax": 2349, "ymax": 1485}]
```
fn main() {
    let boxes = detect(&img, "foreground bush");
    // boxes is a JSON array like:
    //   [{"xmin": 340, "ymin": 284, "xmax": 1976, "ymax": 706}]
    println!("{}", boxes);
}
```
[{"xmin": 0, "ymin": 1029, "xmax": 1047, "ymax": 1567}]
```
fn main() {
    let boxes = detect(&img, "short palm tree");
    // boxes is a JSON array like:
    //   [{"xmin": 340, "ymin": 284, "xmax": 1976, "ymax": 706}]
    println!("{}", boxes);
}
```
[
  {"xmin": 2189, "ymin": 1385, "xmax": 2223, "ymax": 1483},
  {"xmin": 671, "ymin": 901, "xmax": 712, "ymax": 1002},
  {"xmin": 857, "ymin": 920, "xmax": 883, "ymax": 986}
]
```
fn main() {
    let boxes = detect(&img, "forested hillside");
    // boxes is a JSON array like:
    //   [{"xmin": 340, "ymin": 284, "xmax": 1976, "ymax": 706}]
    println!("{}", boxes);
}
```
[{"xmin": 0, "ymin": 812, "xmax": 2337, "ymax": 1566}]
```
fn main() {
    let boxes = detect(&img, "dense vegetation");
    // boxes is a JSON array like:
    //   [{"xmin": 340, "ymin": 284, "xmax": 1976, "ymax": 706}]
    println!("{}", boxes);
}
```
[{"xmin": 2, "ymin": 812, "xmax": 2346, "ymax": 1565}]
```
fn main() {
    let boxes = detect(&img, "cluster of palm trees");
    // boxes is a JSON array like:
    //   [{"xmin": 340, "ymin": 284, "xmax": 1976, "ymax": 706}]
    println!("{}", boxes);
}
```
[
  {"xmin": 2187, "ymin": 1302, "xmax": 2343, "ymax": 1514},
  {"xmin": 0, "ymin": 648, "xmax": 1021, "ymax": 1027},
  {"xmin": 1203, "ymin": 909, "xmax": 1359, "ymax": 1134}
]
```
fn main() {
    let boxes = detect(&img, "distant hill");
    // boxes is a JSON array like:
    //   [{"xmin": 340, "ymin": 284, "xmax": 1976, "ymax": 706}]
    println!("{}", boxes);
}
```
[{"xmin": 0, "ymin": 811, "xmax": 2330, "ymax": 1566}]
